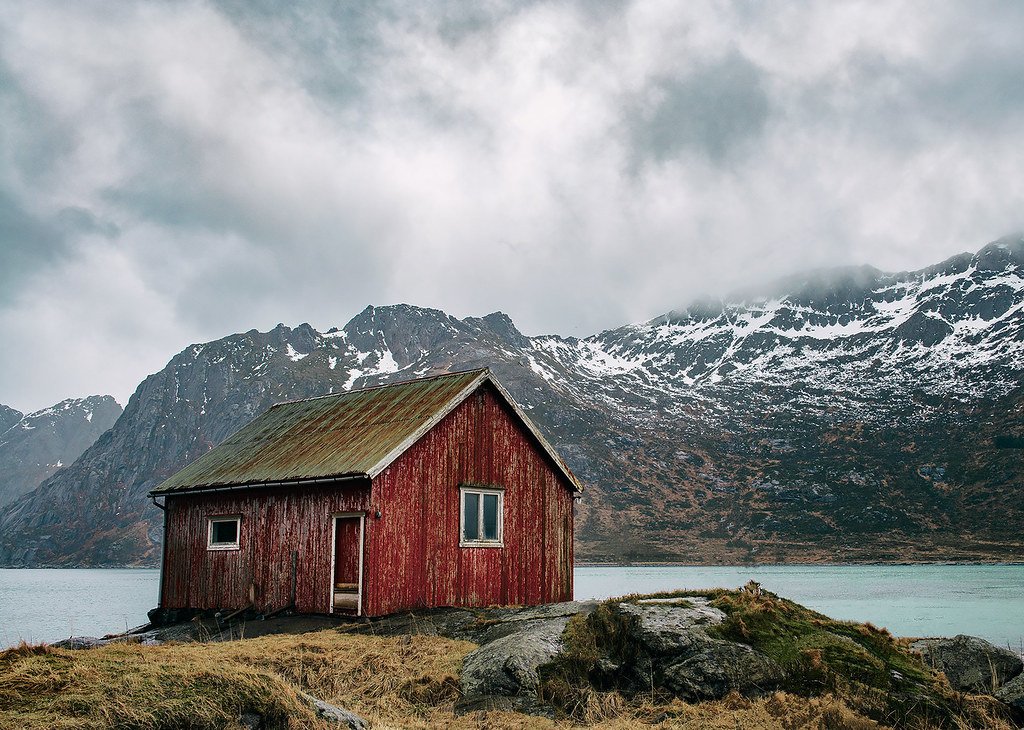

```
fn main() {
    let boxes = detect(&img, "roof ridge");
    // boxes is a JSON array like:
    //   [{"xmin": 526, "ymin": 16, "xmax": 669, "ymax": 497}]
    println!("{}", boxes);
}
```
[{"xmin": 270, "ymin": 367, "xmax": 491, "ymax": 408}]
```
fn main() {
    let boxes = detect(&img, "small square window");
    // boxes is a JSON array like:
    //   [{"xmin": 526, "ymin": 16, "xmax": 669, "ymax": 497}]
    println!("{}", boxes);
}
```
[
  {"xmin": 208, "ymin": 516, "xmax": 240, "ymax": 550},
  {"xmin": 460, "ymin": 486, "xmax": 503, "ymax": 547}
]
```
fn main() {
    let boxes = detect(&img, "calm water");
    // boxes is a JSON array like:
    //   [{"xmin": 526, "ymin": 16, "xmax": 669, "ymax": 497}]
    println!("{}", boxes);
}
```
[
  {"xmin": 0, "ymin": 569, "xmax": 160, "ymax": 648},
  {"xmin": 1, "ymin": 565, "xmax": 1021, "ymax": 650}
]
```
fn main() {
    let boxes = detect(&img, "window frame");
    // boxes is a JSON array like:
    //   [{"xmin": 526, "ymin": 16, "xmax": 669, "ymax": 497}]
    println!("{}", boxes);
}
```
[
  {"xmin": 207, "ymin": 515, "xmax": 241, "ymax": 551},
  {"xmin": 459, "ymin": 485, "xmax": 504, "ymax": 548}
]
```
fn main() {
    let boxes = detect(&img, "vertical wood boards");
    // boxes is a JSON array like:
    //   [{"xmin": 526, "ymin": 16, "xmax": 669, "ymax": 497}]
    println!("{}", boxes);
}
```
[
  {"xmin": 161, "ymin": 483, "xmax": 370, "ymax": 613},
  {"xmin": 364, "ymin": 384, "xmax": 574, "ymax": 615}
]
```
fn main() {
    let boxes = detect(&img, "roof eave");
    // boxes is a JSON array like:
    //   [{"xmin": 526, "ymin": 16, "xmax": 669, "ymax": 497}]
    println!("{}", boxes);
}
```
[{"xmin": 148, "ymin": 472, "xmax": 369, "ymax": 498}]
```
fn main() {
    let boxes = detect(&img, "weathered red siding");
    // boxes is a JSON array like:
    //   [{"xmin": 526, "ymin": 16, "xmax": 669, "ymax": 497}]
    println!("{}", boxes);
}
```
[
  {"xmin": 159, "ymin": 382, "xmax": 575, "ymax": 616},
  {"xmin": 161, "ymin": 483, "xmax": 370, "ymax": 613},
  {"xmin": 363, "ymin": 384, "xmax": 575, "ymax": 615}
]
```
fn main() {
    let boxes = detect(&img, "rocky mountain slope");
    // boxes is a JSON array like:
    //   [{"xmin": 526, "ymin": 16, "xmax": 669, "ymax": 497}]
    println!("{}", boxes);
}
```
[
  {"xmin": 0, "ymin": 404, "xmax": 22, "ymax": 434},
  {"xmin": 0, "ymin": 236, "xmax": 1021, "ymax": 566},
  {"xmin": 0, "ymin": 396, "xmax": 122, "ymax": 508}
]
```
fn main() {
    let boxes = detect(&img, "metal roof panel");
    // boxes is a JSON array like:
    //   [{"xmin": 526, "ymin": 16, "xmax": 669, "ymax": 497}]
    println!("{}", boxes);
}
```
[{"xmin": 151, "ymin": 368, "xmax": 584, "ymax": 495}]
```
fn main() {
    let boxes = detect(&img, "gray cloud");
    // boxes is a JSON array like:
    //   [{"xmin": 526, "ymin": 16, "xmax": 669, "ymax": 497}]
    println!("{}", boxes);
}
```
[
  {"xmin": 631, "ymin": 53, "xmax": 771, "ymax": 164},
  {"xmin": 1, "ymin": 0, "xmax": 1024, "ymax": 411},
  {"xmin": 0, "ymin": 190, "xmax": 66, "ymax": 298}
]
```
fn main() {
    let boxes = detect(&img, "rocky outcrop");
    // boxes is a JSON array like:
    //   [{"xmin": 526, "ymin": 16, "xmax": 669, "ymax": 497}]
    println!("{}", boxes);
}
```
[
  {"xmin": 598, "ymin": 597, "xmax": 786, "ymax": 702},
  {"xmin": 661, "ymin": 640, "xmax": 786, "ymax": 700},
  {"xmin": 458, "ymin": 610, "xmax": 578, "ymax": 715},
  {"xmin": 362, "ymin": 597, "xmax": 786, "ymax": 714},
  {"xmin": 616, "ymin": 598, "xmax": 726, "ymax": 654},
  {"xmin": 912, "ymin": 634, "xmax": 1023, "ymax": 694}
]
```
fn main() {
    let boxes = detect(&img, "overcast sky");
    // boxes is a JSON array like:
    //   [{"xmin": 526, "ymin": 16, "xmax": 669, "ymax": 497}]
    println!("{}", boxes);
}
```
[{"xmin": 2, "ymin": 0, "xmax": 1023, "ymax": 412}]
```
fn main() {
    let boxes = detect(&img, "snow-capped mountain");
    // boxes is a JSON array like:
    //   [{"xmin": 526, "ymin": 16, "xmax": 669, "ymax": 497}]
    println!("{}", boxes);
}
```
[
  {"xmin": 535, "ymin": 236, "xmax": 1023, "ymax": 406},
  {"xmin": 0, "ymin": 396, "xmax": 122, "ymax": 508},
  {"xmin": 0, "ymin": 237, "xmax": 1021, "ymax": 566}
]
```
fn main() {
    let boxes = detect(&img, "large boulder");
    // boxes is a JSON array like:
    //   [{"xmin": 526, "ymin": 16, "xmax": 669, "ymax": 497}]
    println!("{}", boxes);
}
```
[
  {"xmin": 616, "ymin": 597, "xmax": 725, "ymax": 655},
  {"xmin": 661, "ymin": 640, "xmax": 787, "ymax": 700},
  {"xmin": 613, "ymin": 598, "xmax": 785, "ymax": 701},
  {"xmin": 459, "ymin": 615, "xmax": 571, "ymax": 712},
  {"xmin": 454, "ymin": 601, "xmax": 599, "ymax": 716},
  {"xmin": 912, "ymin": 635, "xmax": 1023, "ymax": 693}
]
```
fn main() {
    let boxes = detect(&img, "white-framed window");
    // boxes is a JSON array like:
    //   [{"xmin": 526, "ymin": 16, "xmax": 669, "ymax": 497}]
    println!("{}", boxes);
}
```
[
  {"xmin": 207, "ymin": 515, "xmax": 241, "ymax": 551},
  {"xmin": 460, "ymin": 485, "xmax": 504, "ymax": 547}
]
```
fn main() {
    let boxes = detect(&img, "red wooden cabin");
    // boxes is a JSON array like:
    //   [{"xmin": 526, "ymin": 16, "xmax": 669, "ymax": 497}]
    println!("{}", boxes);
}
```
[{"xmin": 149, "ymin": 369, "xmax": 583, "ymax": 617}]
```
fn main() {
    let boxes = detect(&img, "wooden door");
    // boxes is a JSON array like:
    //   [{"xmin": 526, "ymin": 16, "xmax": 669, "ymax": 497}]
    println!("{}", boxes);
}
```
[{"xmin": 332, "ymin": 514, "xmax": 363, "ymax": 614}]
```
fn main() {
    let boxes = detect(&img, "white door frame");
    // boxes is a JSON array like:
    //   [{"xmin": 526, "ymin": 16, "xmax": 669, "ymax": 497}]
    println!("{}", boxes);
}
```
[{"xmin": 329, "ymin": 512, "xmax": 365, "ymax": 616}]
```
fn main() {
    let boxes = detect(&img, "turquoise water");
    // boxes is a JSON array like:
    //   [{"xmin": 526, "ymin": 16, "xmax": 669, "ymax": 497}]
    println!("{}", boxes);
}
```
[
  {"xmin": 1, "ymin": 565, "xmax": 1021, "ymax": 650},
  {"xmin": 0, "ymin": 569, "xmax": 160, "ymax": 648}
]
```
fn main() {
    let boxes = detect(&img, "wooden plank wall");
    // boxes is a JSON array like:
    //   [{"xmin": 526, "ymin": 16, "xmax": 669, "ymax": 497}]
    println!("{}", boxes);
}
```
[
  {"xmin": 364, "ymin": 384, "xmax": 575, "ymax": 615},
  {"xmin": 161, "ymin": 483, "xmax": 370, "ymax": 613}
]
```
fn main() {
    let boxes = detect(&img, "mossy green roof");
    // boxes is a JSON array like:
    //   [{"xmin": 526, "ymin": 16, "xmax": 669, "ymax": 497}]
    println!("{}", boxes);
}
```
[{"xmin": 151, "ymin": 369, "xmax": 583, "ymax": 495}]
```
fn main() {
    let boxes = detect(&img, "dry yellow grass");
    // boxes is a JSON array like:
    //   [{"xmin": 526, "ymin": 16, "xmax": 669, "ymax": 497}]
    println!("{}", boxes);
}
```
[{"xmin": 0, "ymin": 628, "xmax": 1014, "ymax": 730}]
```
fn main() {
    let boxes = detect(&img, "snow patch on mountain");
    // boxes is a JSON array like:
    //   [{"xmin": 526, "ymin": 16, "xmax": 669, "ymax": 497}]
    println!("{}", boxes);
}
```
[{"xmin": 285, "ymin": 344, "xmax": 308, "ymax": 362}]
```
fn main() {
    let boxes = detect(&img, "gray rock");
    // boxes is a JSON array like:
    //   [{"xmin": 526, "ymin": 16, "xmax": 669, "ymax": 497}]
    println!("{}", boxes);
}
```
[
  {"xmin": 453, "ymin": 694, "xmax": 518, "ymax": 714},
  {"xmin": 460, "ymin": 616, "xmax": 571, "ymax": 700},
  {"xmin": 912, "ymin": 635, "xmax": 1023, "ymax": 693},
  {"xmin": 616, "ymin": 597, "xmax": 725, "ymax": 655},
  {"xmin": 51, "ymin": 636, "xmax": 110, "ymax": 650},
  {"xmin": 301, "ymin": 692, "xmax": 367, "ymax": 729},
  {"xmin": 661, "ymin": 640, "xmax": 787, "ymax": 700},
  {"xmin": 365, "ymin": 601, "xmax": 596, "ymax": 646},
  {"xmin": 481, "ymin": 601, "xmax": 594, "ymax": 623},
  {"xmin": 471, "ymin": 601, "xmax": 596, "ymax": 645},
  {"xmin": 995, "ymin": 672, "xmax": 1024, "ymax": 712},
  {"xmin": 237, "ymin": 712, "xmax": 263, "ymax": 729}
]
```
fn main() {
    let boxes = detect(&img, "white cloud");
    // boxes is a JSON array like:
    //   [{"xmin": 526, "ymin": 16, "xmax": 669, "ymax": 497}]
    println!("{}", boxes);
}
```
[{"xmin": 1, "ymin": 0, "xmax": 1023, "ymax": 410}]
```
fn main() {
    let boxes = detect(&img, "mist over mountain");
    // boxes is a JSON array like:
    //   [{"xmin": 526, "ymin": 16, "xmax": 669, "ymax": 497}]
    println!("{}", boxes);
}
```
[
  {"xmin": 0, "ymin": 237, "xmax": 1020, "ymax": 566},
  {"xmin": 0, "ymin": 397, "xmax": 122, "ymax": 509}
]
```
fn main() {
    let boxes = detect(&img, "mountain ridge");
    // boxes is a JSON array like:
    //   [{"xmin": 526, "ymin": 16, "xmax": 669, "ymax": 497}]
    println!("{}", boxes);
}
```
[
  {"xmin": 0, "ymin": 236, "xmax": 1021, "ymax": 566},
  {"xmin": 0, "ymin": 396, "xmax": 122, "ymax": 509}
]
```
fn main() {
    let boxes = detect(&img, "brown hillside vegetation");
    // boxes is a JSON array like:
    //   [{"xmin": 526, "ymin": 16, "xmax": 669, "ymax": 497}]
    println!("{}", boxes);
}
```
[{"xmin": 0, "ymin": 622, "xmax": 1015, "ymax": 730}]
